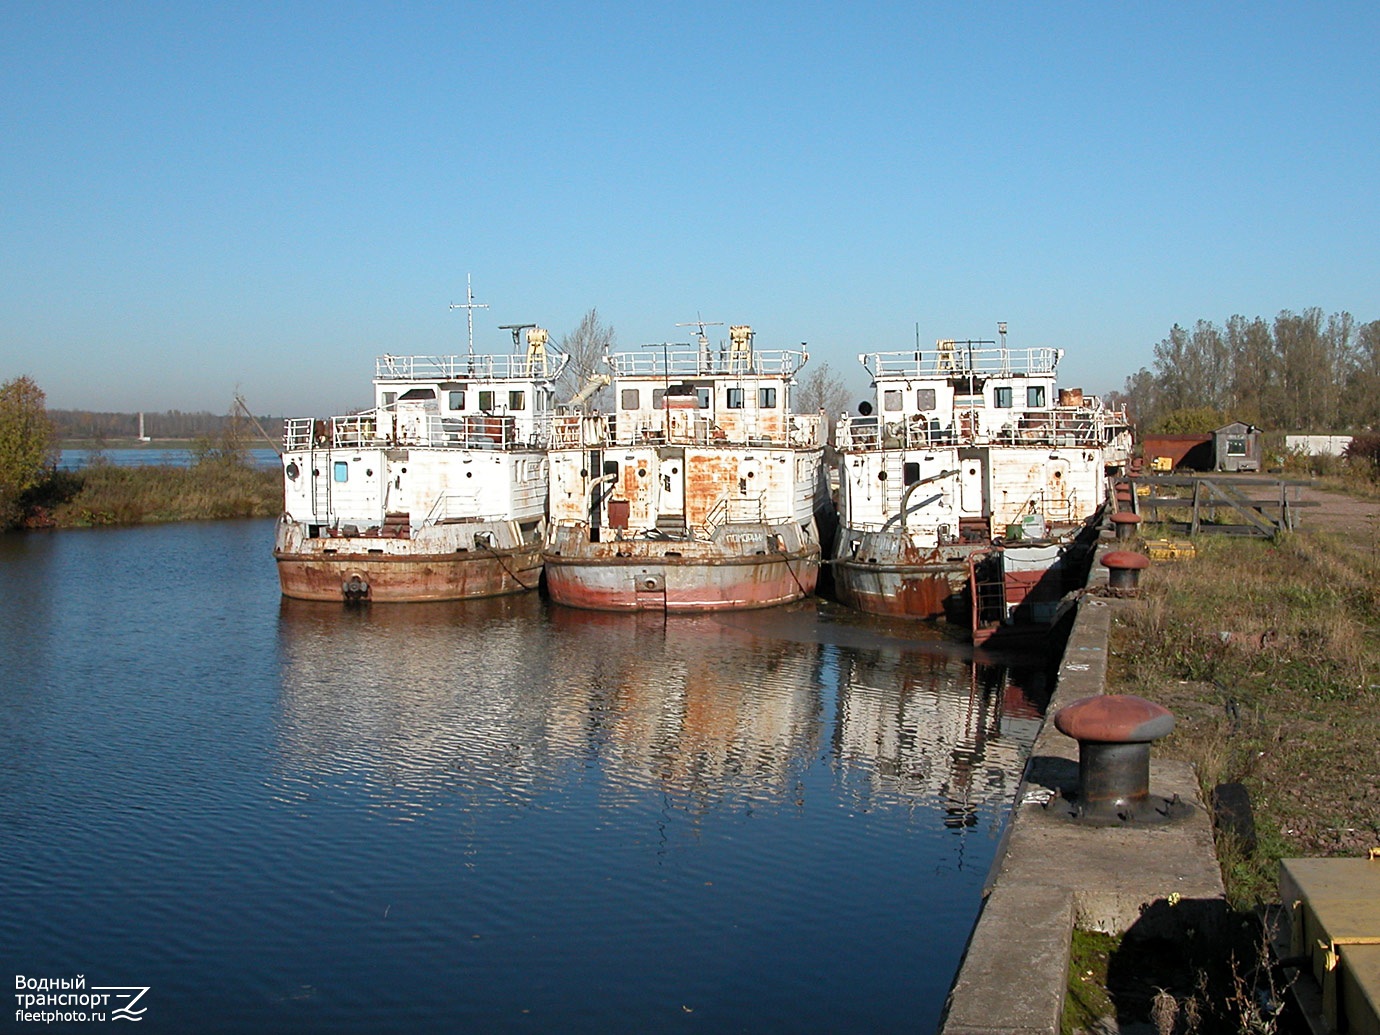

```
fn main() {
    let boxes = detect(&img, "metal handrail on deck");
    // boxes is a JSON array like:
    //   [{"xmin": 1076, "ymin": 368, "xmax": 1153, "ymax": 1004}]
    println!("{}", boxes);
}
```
[
  {"xmin": 862, "ymin": 347, "xmax": 1062, "ymax": 379},
  {"xmin": 607, "ymin": 348, "xmax": 807, "ymax": 378},
  {"xmin": 698, "ymin": 493, "xmax": 767, "ymax": 538},
  {"xmin": 420, "ymin": 492, "xmax": 491, "ymax": 528},
  {"xmin": 548, "ymin": 411, "xmax": 823, "ymax": 450},
  {"xmin": 282, "ymin": 410, "xmax": 553, "ymax": 450},
  {"xmin": 836, "ymin": 407, "xmax": 1127, "ymax": 451},
  {"xmin": 375, "ymin": 352, "xmax": 568, "ymax": 382}
]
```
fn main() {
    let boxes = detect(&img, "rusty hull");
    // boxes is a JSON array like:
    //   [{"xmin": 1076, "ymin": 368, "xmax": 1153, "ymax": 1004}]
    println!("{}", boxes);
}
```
[
  {"xmin": 544, "ymin": 532, "xmax": 819, "ymax": 612},
  {"xmin": 832, "ymin": 556, "xmax": 969, "ymax": 619},
  {"xmin": 831, "ymin": 533, "xmax": 978, "ymax": 620},
  {"xmin": 275, "ymin": 544, "xmax": 542, "ymax": 602}
]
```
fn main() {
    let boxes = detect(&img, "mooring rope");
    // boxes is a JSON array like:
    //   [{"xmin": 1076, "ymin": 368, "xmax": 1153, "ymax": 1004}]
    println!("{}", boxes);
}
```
[{"xmin": 480, "ymin": 542, "xmax": 542, "ymax": 592}]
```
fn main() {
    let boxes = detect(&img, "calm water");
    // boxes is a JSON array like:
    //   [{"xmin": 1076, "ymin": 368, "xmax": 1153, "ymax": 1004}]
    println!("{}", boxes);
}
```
[
  {"xmin": 58, "ymin": 447, "xmax": 280, "ymax": 470},
  {"xmin": 0, "ymin": 520, "xmax": 1048, "ymax": 1033}
]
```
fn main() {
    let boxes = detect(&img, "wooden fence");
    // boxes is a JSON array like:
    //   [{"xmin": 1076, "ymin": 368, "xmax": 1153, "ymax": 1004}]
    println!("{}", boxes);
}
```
[{"xmin": 1118, "ymin": 474, "xmax": 1316, "ymax": 538}]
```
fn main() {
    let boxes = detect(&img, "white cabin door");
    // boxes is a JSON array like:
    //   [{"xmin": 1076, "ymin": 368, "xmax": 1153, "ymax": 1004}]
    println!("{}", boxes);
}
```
[
  {"xmin": 658, "ymin": 451, "xmax": 685, "ymax": 518},
  {"xmin": 959, "ymin": 457, "xmax": 985, "ymax": 519},
  {"xmin": 1045, "ymin": 457, "xmax": 1072, "ymax": 521},
  {"xmin": 384, "ymin": 465, "xmax": 408, "ymax": 516}
]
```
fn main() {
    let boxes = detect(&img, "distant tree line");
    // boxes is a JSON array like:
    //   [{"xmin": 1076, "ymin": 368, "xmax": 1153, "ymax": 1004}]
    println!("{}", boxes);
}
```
[
  {"xmin": 1111, "ymin": 308, "xmax": 1380, "ymax": 434},
  {"xmin": 51, "ymin": 408, "xmax": 283, "ymax": 442}
]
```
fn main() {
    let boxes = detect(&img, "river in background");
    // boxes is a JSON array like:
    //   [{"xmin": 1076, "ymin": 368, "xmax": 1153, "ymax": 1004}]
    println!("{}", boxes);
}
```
[
  {"xmin": 0, "ymin": 519, "xmax": 1049, "ymax": 1033},
  {"xmin": 58, "ymin": 447, "xmax": 280, "ymax": 470}
]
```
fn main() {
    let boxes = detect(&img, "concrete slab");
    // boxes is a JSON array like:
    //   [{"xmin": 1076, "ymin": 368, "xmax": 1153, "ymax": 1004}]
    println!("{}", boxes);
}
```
[
  {"xmin": 940, "ymin": 577, "xmax": 1226, "ymax": 1034},
  {"xmin": 941, "ymin": 882, "xmax": 1076, "ymax": 1035},
  {"xmin": 994, "ymin": 756, "xmax": 1224, "ymax": 935}
]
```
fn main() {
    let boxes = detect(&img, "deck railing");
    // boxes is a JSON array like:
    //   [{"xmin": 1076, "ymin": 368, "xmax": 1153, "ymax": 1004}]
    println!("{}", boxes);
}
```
[
  {"xmin": 549, "ymin": 412, "xmax": 823, "ymax": 450},
  {"xmin": 699, "ymin": 493, "xmax": 766, "ymax": 537},
  {"xmin": 375, "ymin": 353, "xmax": 568, "ymax": 382},
  {"xmin": 607, "ymin": 349, "xmax": 807, "ymax": 378},
  {"xmin": 862, "ymin": 347, "xmax": 1062, "ymax": 379},
  {"xmin": 836, "ymin": 407, "xmax": 1128, "ymax": 451},
  {"xmin": 283, "ymin": 410, "xmax": 554, "ymax": 451}
]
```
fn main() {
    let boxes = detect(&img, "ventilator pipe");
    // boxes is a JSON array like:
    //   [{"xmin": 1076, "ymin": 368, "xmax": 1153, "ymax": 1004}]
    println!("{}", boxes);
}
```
[{"xmin": 898, "ymin": 469, "xmax": 959, "ymax": 532}]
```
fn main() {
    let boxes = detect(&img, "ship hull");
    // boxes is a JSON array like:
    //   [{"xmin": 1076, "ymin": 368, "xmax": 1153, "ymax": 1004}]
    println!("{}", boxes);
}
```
[
  {"xmin": 274, "ymin": 517, "xmax": 542, "ymax": 602},
  {"xmin": 544, "ymin": 531, "xmax": 819, "ymax": 613},
  {"xmin": 831, "ymin": 555, "xmax": 970, "ymax": 620}
]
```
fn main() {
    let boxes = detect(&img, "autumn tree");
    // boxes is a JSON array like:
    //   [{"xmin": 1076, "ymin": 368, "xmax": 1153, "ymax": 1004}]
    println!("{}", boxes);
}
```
[
  {"xmin": 1120, "ymin": 309, "xmax": 1376, "ymax": 433},
  {"xmin": 0, "ymin": 375, "xmax": 59, "ymax": 527},
  {"xmin": 795, "ymin": 362, "xmax": 854, "ymax": 446},
  {"xmin": 557, "ymin": 308, "xmax": 616, "ymax": 410}
]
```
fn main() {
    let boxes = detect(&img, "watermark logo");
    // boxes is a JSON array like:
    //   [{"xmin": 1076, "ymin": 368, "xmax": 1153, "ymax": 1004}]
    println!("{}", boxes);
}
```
[
  {"xmin": 92, "ymin": 986, "xmax": 150, "ymax": 1022},
  {"xmin": 15, "ymin": 975, "xmax": 150, "ymax": 1024}
]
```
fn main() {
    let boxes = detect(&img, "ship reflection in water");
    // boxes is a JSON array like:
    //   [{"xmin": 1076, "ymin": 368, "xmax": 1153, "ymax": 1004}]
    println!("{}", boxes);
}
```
[
  {"xmin": 271, "ymin": 594, "xmax": 1047, "ymax": 1032},
  {"xmin": 274, "ymin": 596, "xmax": 1045, "ymax": 825}
]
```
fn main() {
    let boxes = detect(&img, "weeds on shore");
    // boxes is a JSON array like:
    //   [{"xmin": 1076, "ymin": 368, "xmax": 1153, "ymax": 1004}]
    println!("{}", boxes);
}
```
[
  {"xmin": 1109, "ymin": 532, "xmax": 1380, "ymax": 905},
  {"xmin": 1065, "ymin": 922, "xmax": 1295, "ymax": 1034},
  {"xmin": 23, "ymin": 456, "xmax": 281, "ymax": 527}
]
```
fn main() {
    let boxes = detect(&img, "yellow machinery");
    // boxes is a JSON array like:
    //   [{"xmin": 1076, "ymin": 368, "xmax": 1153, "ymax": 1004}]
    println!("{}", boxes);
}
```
[{"xmin": 1279, "ymin": 856, "xmax": 1380, "ymax": 1035}]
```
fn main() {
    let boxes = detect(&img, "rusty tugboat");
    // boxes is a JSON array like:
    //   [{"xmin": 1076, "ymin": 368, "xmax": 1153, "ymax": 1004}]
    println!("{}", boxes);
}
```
[
  {"xmin": 543, "ymin": 323, "xmax": 827, "ymax": 612},
  {"xmin": 275, "ymin": 296, "xmax": 567, "ymax": 602},
  {"xmin": 832, "ymin": 326, "xmax": 1131, "ymax": 642}
]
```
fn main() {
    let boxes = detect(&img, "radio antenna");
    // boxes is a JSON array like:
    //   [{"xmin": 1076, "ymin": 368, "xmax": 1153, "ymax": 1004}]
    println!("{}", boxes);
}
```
[
  {"xmin": 677, "ymin": 316, "xmax": 724, "ymax": 370},
  {"xmin": 449, "ymin": 274, "xmax": 489, "ymax": 364}
]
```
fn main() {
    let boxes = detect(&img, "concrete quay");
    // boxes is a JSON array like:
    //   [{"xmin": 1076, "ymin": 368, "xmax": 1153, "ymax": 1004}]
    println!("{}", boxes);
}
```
[{"xmin": 939, "ymin": 573, "xmax": 1226, "ymax": 1034}]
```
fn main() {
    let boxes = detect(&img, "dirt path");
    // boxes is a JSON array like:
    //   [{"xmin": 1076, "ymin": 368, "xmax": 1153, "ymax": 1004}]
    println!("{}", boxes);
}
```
[{"xmin": 1293, "ymin": 481, "xmax": 1380, "ymax": 537}]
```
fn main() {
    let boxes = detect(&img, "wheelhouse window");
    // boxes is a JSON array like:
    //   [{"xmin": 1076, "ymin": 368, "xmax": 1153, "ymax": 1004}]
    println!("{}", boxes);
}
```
[
  {"xmin": 697, "ymin": 387, "xmax": 711, "ymax": 409},
  {"xmin": 509, "ymin": 390, "xmax": 526, "ymax": 410},
  {"xmin": 479, "ymin": 390, "xmax": 495, "ymax": 411},
  {"xmin": 916, "ymin": 388, "xmax": 936, "ymax": 410},
  {"xmin": 448, "ymin": 391, "xmax": 466, "ymax": 411},
  {"xmin": 1027, "ymin": 386, "xmax": 1046, "ymax": 407},
  {"xmin": 994, "ymin": 386, "xmax": 1013, "ymax": 408},
  {"xmin": 759, "ymin": 387, "xmax": 778, "ymax": 408},
  {"xmin": 726, "ymin": 388, "xmax": 745, "ymax": 409},
  {"xmin": 883, "ymin": 389, "xmax": 903, "ymax": 412},
  {"xmin": 621, "ymin": 389, "xmax": 639, "ymax": 410}
]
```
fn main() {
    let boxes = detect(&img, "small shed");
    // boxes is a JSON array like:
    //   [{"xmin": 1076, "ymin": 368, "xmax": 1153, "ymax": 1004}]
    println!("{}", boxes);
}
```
[
  {"xmin": 1141, "ymin": 434, "xmax": 1214, "ymax": 472},
  {"xmin": 1214, "ymin": 421, "xmax": 1261, "ymax": 472}
]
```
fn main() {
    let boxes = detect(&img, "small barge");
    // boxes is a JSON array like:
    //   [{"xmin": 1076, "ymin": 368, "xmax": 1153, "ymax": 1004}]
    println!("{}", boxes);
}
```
[
  {"xmin": 275, "ymin": 309, "xmax": 566, "ymax": 602},
  {"xmin": 543, "ymin": 323, "xmax": 826, "ymax": 612}
]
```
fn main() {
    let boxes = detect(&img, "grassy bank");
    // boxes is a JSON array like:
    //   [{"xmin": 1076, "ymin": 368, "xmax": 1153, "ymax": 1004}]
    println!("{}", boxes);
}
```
[
  {"xmin": 24, "ymin": 458, "xmax": 282, "ymax": 527},
  {"xmin": 1058, "ymin": 527, "xmax": 1380, "ymax": 1032},
  {"xmin": 1108, "ymin": 531, "xmax": 1380, "ymax": 907}
]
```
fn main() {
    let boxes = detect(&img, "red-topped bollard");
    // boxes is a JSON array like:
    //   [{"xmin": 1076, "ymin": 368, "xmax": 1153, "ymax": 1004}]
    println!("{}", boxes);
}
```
[
  {"xmin": 1054, "ymin": 694, "xmax": 1176, "ymax": 822},
  {"xmin": 1102, "ymin": 550, "xmax": 1150, "ymax": 592},
  {"xmin": 1110, "ymin": 511, "xmax": 1141, "ymax": 542}
]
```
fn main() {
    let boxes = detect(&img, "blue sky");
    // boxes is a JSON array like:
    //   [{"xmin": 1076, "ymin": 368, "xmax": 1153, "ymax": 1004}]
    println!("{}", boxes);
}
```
[{"xmin": 3, "ymin": 2, "xmax": 1377, "ymax": 416}]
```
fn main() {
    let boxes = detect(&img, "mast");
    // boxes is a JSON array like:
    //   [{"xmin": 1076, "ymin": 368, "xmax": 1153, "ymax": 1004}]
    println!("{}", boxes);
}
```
[{"xmin": 449, "ymin": 274, "xmax": 489, "ymax": 367}]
